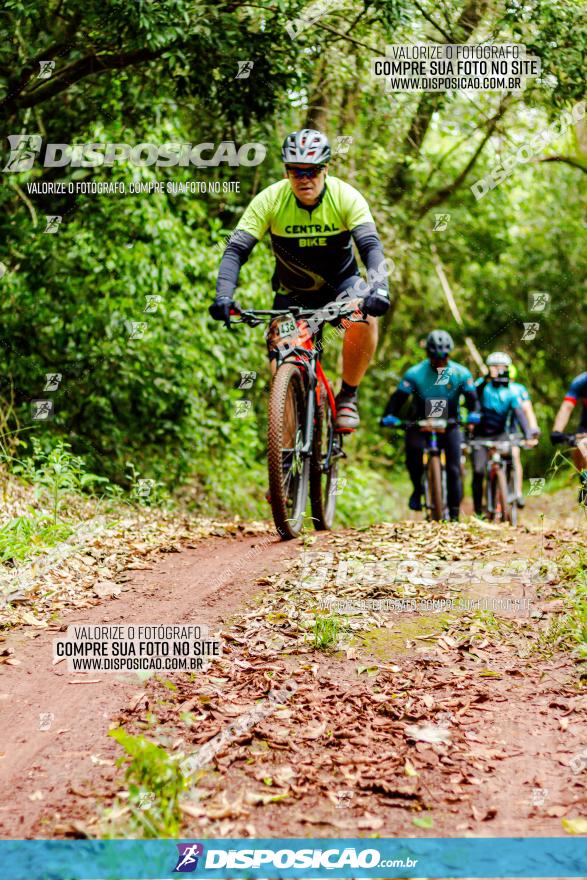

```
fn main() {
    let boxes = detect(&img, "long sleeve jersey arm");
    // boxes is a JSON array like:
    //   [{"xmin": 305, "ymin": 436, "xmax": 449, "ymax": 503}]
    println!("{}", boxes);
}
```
[
  {"xmin": 383, "ymin": 373, "xmax": 415, "ymax": 418},
  {"xmin": 215, "ymin": 229, "xmax": 258, "ymax": 298},
  {"xmin": 383, "ymin": 388, "xmax": 410, "ymax": 417},
  {"xmin": 350, "ymin": 222, "xmax": 389, "ymax": 292},
  {"xmin": 463, "ymin": 385, "xmax": 480, "ymax": 414}
]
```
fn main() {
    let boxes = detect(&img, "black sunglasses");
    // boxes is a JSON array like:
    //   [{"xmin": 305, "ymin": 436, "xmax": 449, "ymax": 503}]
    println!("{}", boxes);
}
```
[{"xmin": 286, "ymin": 165, "xmax": 326, "ymax": 179}]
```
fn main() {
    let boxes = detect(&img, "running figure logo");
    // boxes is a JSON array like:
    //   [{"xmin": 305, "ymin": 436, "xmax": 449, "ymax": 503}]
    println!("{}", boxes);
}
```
[
  {"xmin": 235, "ymin": 61, "xmax": 254, "ymax": 79},
  {"xmin": 426, "ymin": 399, "xmax": 448, "ymax": 418},
  {"xmin": 173, "ymin": 843, "xmax": 205, "ymax": 873},
  {"xmin": 3, "ymin": 134, "xmax": 42, "ymax": 172},
  {"xmin": 522, "ymin": 322, "xmax": 539, "ymax": 341}
]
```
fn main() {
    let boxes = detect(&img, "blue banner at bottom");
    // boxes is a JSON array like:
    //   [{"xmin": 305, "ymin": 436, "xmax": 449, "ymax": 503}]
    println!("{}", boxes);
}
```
[{"xmin": 0, "ymin": 837, "xmax": 586, "ymax": 879}]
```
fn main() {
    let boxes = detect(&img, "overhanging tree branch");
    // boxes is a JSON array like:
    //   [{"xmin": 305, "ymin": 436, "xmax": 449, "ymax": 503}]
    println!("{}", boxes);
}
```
[
  {"xmin": 7, "ymin": 46, "xmax": 167, "ymax": 112},
  {"xmin": 417, "ymin": 100, "xmax": 510, "ymax": 216},
  {"xmin": 385, "ymin": 0, "xmax": 490, "ymax": 201},
  {"xmin": 411, "ymin": 0, "xmax": 454, "ymax": 42},
  {"xmin": 537, "ymin": 155, "xmax": 587, "ymax": 173},
  {"xmin": 11, "ymin": 13, "xmax": 82, "ymax": 93}
]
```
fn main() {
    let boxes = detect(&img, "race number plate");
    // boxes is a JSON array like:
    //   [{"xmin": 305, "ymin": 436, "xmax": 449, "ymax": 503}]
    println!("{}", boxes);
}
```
[{"xmin": 277, "ymin": 317, "xmax": 297, "ymax": 338}]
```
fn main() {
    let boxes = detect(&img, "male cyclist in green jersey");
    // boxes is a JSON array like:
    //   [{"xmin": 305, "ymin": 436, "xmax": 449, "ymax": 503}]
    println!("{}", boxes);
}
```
[{"xmin": 208, "ymin": 129, "xmax": 390, "ymax": 431}]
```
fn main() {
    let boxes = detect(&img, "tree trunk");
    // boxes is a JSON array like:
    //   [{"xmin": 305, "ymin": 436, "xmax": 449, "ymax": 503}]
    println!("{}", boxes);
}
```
[
  {"xmin": 305, "ymin": 55, "xmax": 330, "ymax": 130},
  {"xmin": 385, "ymin": 0, "xmax": 490, "ymax": 202}
]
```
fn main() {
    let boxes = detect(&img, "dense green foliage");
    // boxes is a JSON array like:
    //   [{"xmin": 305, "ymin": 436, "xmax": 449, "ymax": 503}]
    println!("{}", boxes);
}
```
[{"xmin": 1, "ymin": 0, "xmax": 586, "ymax": 518}]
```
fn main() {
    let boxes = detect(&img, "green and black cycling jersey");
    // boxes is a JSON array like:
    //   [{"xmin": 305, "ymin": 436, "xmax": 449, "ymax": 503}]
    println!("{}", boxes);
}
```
[{"xmin": 216, "ymin": 176, "xmax": 388, "ymax": 298}]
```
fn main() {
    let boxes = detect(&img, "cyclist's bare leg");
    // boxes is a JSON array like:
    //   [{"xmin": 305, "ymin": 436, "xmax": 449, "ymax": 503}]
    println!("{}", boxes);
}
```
[
  {"xmin": 341, "ymin": 316, "xmax": 378, "ymax": 386},
  {"xmin": 573, "ymin": 442, "xmax": 587, "ymax": 471},
  {"xmin": 512, "ymin": 446, "xmax": 523, "ymax": 496},
  {"xmin": 573, "ymin": 440, "xmax": 587, "ymax": 504}
]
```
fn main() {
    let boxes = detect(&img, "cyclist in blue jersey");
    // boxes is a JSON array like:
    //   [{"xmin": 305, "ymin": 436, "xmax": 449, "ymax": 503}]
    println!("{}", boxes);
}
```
[
  {"xmin": 380, "ymin": 330, "xmax": 480, "ymax": 521},
  {"xmin": 507, "ymin": 364, "xmax": 540, "ymax": 506},
  {"xmin": 472, "ymin": 352, "xmax": 535, "ymax": 516},
  {"xmin": 551, "ymin": 371, "xmax": 587, "ymax": 501}
]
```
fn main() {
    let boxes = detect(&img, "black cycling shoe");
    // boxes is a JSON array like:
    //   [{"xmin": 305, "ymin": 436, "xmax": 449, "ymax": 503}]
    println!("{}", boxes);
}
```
[
  {"xmin": 409, "ymin": 489, "xmax": 423, "ymax": 511},
  {"xmin": 517, "ymin": 495, "xmax": 525, "ymax": 508},
  {"xmin": 449, "ymin": 508, "xmax": 460, "ymax": 522}
]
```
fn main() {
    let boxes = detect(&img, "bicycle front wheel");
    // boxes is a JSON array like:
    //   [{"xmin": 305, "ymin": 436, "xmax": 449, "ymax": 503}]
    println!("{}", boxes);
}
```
[
  {"xmin": 427, "ymin": 455, "xmax": 444, "ymax": 521},
  {"xmin": 490, "ymin": 468, "xmax": 511, "ymax": 523},
  {"xmin": 507, "ymin": 465, "xmax": 519, "ymax": 526},
  {"xmin": 267, "ymin": 363, "xmax": 310, "ymax": 540}
]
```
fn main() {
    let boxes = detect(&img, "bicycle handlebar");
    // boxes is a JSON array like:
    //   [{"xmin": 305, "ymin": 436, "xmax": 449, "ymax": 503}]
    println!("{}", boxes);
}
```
[
  {"xmin": 228, "ymin": 299, "xmax": 367, "ymax": 328},
  {"xmin": 468, "ymin": 435, "xmax": 531, "ymax": 450},
  {"xmin": 382, "ymin": 417, "xmax": 461, "ymax": 430}
]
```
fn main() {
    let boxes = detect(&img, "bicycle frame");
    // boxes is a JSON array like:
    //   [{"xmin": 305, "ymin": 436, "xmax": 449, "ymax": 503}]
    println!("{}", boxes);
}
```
[
  {"xmin": 231, "ymin": 301, "xmax": 364, "ymax": 467},
  {"xmin": 272, "ymin": 325, "xmax": 334, "ymax": 459},
  {"xmin": 422, "ymin": 429, "xmax": 442, "ymax": 456},
  {"xmin": 227, "ymin": 299, "xmax": 365, "ymax": 538},
  {"xmin": 389, "ymin": 418, "xmax": 456, "ymax": 519},
  {"xmin": 417, "ymin": 419, "xmax": 451, "ymax": 457},
  {"xmin": 419, "ymin": 421, "xmax": 448, "ymax": 518},
  {"xmin": 469, "ymin": 435, "xmax": 523, "ymax": 515}
]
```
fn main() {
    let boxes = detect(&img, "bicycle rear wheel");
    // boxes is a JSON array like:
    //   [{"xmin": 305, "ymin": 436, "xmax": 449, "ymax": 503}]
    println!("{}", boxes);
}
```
[
  {"xmin": 267, "ymin": 363, "xmax": 310, "ymax": 539},
  {"xmin": 427, "ymin": 455, "xmax": 444, "ymax": 521},
  {"xmin": 310, "ymin": 386, "xmax": 339, "ymax": 530}
]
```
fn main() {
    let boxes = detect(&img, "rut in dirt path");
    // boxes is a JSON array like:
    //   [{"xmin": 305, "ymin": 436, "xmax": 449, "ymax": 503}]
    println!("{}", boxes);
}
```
[{"xmin": 0, "ymin": 530, "xmax": 315, "ymax": 838}]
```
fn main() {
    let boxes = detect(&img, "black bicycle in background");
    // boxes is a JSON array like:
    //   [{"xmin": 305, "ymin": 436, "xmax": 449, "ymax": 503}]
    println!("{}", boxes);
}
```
[
  {"xmin": 381, "ymin": 416, "xmax": 460, "ymax": 521},
  {"xmin": 229, "ymin": 299, "xmax": 366, "ymax": 539}
]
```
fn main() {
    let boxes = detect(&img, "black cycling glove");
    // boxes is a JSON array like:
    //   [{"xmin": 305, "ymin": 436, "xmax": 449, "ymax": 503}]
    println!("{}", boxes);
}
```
[
  {"xmin": 209, "ymin": 295, "xmax": 234, "ymax": 327},
  {"xmin": 362, "ymin": 287, "xmax": 390, "ymax": 317},
  {"xmin": 550, "ymin": 431, "xmax": 566, "ymax": 445}
]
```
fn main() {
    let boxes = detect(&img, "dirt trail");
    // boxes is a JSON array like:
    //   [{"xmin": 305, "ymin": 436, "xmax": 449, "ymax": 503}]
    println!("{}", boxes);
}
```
[
  {"xmin": 0, "ymin": 532, "xmax": 311, "ymax": 837},
  {"xmin": 1, "ymin": 501, "xmax": 586, "ymax": 844}
]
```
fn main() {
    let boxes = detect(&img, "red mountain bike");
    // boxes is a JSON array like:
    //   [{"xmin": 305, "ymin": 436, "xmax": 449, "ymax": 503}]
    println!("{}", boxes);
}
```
[{"xmin": 230, "ymin": 300, "xmax": 365, "ymax": 539}]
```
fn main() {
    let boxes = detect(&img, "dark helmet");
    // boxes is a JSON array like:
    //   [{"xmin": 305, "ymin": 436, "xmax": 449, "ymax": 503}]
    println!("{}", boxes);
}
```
[
  {"xmin": 281, "ymin": 129, "xmax": 331, "ymax": 164},
  {"xmin": 425, "ymin": 330, "xmax": 454, "ymax": 359}
]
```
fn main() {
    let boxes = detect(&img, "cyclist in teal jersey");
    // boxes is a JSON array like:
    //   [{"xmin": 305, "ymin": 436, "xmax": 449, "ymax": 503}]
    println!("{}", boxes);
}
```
[
  {"xmin": 473, "ymin": 352, "xmax": 536, "ymax": 515},
  {"xmin": 380, "ymin": 330, "xmax": 480, "ymax": 521},
  {"xmin": 208, "ymin": 129, "xmax": 390, "ymax": 431}
]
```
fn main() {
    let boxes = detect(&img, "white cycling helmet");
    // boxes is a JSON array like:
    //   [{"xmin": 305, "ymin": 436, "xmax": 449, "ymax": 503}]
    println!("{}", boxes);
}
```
[
  {"xmin": 486, "ymin": 351, "xmax": 512, "ymax": 367},
  {"xmin": 281, "ymin": 129, "xmax": 331, "ymax": 164}
]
